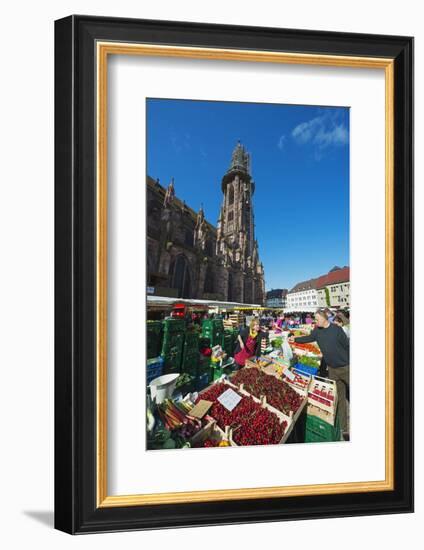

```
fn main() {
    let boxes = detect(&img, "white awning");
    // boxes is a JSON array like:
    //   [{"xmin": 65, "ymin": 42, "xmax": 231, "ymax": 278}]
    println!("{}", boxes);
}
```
[{"xmin": 147, "ymin": 295, "xmax": 262, "ymax": 310}]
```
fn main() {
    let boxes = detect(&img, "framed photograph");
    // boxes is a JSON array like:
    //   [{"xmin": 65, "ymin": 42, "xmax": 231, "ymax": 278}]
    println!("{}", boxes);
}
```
[{"xmin": 54, "ymin": 15, "xmax": 413, "ymax": 534}]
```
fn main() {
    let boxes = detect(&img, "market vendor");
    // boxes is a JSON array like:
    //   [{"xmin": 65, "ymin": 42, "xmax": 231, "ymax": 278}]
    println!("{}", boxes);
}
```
[
  {"xmin": 288, "ymin": 309, "xmax": 350, "ymax": 439},
  {"xmin": 234, "ymin": 318, "xmax": 263, "ymax": 368}
]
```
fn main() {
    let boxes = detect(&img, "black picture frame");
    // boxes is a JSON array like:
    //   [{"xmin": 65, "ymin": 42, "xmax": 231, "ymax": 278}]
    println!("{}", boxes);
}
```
[{"xmin": 55, "ymin": 15, "xmax": 414, "ymax": 534}]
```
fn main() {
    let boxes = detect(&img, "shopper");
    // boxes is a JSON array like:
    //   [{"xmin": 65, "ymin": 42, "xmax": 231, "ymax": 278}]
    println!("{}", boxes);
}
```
[
  {"xmin": 289, "ymin": 309, "xmax": 350, "ymax": 438},
  {"xmin": 324, "ymin": 308, "xmax": 335, "ymax": 323},
  {"xmin": 334, "ymin": 312, "xmax": 350, "ymax": 339},
  {"xmin": 234, "ymin": 318, "xmax": 262, "ymax": 368}
]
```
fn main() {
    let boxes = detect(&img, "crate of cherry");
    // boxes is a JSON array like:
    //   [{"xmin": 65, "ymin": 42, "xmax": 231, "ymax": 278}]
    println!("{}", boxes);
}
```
[
  {"xmin": 190, "ymin": 420, "xmax": 234, "ymax": 448},
  {"xmin": 307, "ymin": 375, "xmax": 338, "ymax": 425},
  {"xmin": 197, "ymin": 379, "xmax": 292, "ymax": 445},
  {"xmin": 230, "ymin": 367, "xmax": 307, "ymax": 427}
]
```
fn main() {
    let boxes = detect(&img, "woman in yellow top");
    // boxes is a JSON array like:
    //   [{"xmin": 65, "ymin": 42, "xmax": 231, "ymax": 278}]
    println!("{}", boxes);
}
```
[{"xmin": 234, "ymin": 318, "xmax": 262, "ymax": 368}]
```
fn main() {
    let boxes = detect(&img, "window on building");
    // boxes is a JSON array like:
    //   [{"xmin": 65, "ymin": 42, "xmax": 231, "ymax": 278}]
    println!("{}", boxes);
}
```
[
  {"xmin": 228, "ymin": 210, "xmax": 234, "ymax": 222},
  {"xmin": 184, "ymin": 229, "xmax": 194, "ymax": 247},
  {"xmin": 228, "ymin": 186, "xmax": 234, "ymax": 205},
  {"xmin": 204, "ymin": 265, "xmax": 214, "ymax": 294},
  {"xmin": 205, "ymin": 239, "xmax": 213, "ymax": 257},
  {"xmin": 169, "ymin": 255, "xmax": 191, "ymax": 298}
]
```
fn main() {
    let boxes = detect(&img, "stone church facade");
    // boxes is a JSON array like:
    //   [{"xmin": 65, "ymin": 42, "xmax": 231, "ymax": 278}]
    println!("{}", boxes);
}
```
[{"xmin": 147, "ymin": 142, "xmax": 265, "ymax": 305}]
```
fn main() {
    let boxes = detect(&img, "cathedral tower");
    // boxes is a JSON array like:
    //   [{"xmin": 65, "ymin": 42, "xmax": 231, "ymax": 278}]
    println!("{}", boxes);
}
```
[
  {"xmin": 216, "ymin": 141, "xmax": 265, "ymax": 304},
  {"xmin": 219, "ymin": 141, "xmax": 254, "ymax": 261}
]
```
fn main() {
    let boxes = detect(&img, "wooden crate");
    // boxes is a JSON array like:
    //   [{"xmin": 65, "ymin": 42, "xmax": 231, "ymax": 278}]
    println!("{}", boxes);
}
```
[
  {"xmin": 307, "ymin": 375, "xmax": 338, "ymax": 425},
  {"xmin": 307, "ymin": 403, "xmax": 337, "ymax": 427},
  {"xmin": 283, "ymin": 367, "xmax": 312, "ymax": 393},
  {"xmin": 230, "ymin": 376, "xmax": 302, "ymax": 440},
  {"xmin": 203, "ymin": 378, "xmax": 293, "ymax": 445},
  {"xmin": 190, "ymin": 420, "xmax": 235, "ymax": 448}
]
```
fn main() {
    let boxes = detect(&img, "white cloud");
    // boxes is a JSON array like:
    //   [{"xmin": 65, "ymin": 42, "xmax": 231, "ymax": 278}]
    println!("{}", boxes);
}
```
[
  {"xmin": 291, "ymin": 111, "xmax": 348, "ymax": 156},
  {"xmin": 170, "ymin": 130, "xmax": 191, "ymax": 153},
  {"xmin": 277, "ymin": 134, "xmax": 286, "ymax": 150}
]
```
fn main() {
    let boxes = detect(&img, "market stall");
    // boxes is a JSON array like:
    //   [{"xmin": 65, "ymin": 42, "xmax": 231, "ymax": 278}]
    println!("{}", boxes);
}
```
[{"xmin": 146, "ymin": 312, "xmax": 343, "ymax": 449}]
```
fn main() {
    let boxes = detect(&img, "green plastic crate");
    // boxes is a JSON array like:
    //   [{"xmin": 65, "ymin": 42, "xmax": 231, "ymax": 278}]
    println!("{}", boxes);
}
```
[
  {"xmin": 147, "ymin": 320, "xmax": 162, "ymax": 333},
  {"xmin": 147, "ymin": 321, "xmax": 163, "ymax": 359},
  {"xmin": 161, "ymin": 345, "xmax": 183, "ymax": 374},
  {"xmin": 210, "ymin": 362, "xmax": 235, "ymax": 381},
  {"xmin": 181, "ymin": 353, "xmax": 199, "ymax": 377},
  {"xmin": 198, "ymin": 355, "xmax": 211, "ymax": 375},
  {"xmin": 305, "ymin": 413, "xmax": 341, "ymax": 443},
  {"xmin": 183, "ymin": 331, "xmax": 199, "ymax": 353},
  {"xmin": 161, "ymin": 332, "xmax": 184, "ymax": 355},
  {"xmin": 223, "ymin": 333, "xmax": 234, "ymax": 356},
  {"xmin": 202, "ymin": 328, "xmax": 224, "ymax": 347},
  {"xmin": 163, "ymin": 318, "xmax": 185, "ymax": 333},
  {"xmin": 201, "ymin": 319, "xmax": 224, "ymax": 331}
]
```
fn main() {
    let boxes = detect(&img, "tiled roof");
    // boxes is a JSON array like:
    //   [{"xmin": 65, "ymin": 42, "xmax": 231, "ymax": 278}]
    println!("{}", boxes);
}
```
[
  {"xmin": 289, "ymin": 267, "xmax": 350, "ymax": 294},
  {"xmin": 316, "ymin": 267, "xmax": 350, "ymax": 288},
  {"xmin": 289, "ymin": 278, "xmax": 318, "ymax": 293}
]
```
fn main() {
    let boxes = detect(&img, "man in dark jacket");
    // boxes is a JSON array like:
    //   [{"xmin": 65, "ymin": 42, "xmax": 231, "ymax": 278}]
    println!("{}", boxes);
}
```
[{"xmin": 289, "ymin": 309, "xmax": 350, "ymax": 438}]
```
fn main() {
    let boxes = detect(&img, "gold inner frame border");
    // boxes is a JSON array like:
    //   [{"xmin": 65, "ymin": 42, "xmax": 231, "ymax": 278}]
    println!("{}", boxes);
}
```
[{"xmin": 96, "ymin": 42, "xmax": 394, "ymax": 508}]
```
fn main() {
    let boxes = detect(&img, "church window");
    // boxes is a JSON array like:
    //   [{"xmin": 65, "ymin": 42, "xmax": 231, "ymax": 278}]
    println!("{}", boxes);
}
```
[
  {"xmin": 204, "ymin": 266, "xmax": 214, "ymax": 294},
  {"xmin": 169, "ymin": 255, "xmax": 191, "ymax": 298},
  {"xmin": 227, "ymin": 272, "xmax": 234, "ymax": 302},
  {"xmin": 205, "ymin": 239, "xmax": 213, "ymax": 257},
  {"xmin": 228, "ymin": 186, "xmax": 234, "ymax": 205},
  {"xmin": 228, "ymin": 211, "xmax": 234, "ymax": 222},
  {"xmin": 184, "ymin": 228, "xmax": 194, "ymax": 247}
]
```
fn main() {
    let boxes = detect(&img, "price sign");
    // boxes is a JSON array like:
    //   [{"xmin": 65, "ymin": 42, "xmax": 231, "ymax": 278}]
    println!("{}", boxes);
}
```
[
  {"xmin": 217, "ymin": 388, "xmax": 242, "ymax": 412},
  {"xmin": 283, "ymin": 367, "xmax": 296, "ymax": 382},
  {"xmin": 189, "ymin": 400, "xmax": 213, "ymax": 419}
]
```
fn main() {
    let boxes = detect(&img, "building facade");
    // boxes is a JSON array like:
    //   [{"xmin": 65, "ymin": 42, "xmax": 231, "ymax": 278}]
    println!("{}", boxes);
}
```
[
  {"xmin": 286, "ymin": 279, "xmax": 319, "ymax": 312},
  {"xmin": 286, "ymin": 266, "xmax": 350, "ymax": 312},
  {"xmin": 146, "ymin": 142, "xmax": 265, "ymax": 304},
  {"xmin": 265, "ymin": 289, "xmax": 288, "ymax": 308},
  {"xmin": 316, "ymin": 266, "xmax": 350, "ymax": 308}
]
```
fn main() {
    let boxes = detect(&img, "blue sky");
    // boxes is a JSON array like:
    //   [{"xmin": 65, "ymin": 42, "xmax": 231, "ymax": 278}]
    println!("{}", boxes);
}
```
[{"xmin": 147, "ymin": 98, "xmax": 349, "ymax": 291}]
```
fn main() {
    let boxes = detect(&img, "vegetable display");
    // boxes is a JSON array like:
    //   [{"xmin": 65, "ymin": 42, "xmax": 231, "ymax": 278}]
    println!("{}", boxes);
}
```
[
  {"xmin": 157, "ymin": 399, "xmax": 202, "ymax": 433},
  {"xmin": 296, "ymin": 355, "xmax": 320, "ymax": 368},
  {"xmin": 291, "ymin": 341, "xmax": 321, "ymax": 355},
  {"xmin": 231, "ymin": 368, "xmax": 303, "ymax": 416},
  {"xmin": 175, "ymin": 373, "xmax": 194, "ymax": 388},
  {"xmin": 148, "ymin": 425, "xmax": 194, "ymax": 449},
  {"xmin": 271, "ymin": 337, "xmax": 282, "ymax": 348}
]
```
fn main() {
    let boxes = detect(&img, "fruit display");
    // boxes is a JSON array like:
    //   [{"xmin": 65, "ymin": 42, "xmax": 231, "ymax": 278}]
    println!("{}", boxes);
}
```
[
  {"xmin": 202, "ymin": 439, "xmax": 220, "ymax": 447},
  {"xmin": 231, "ymin": 368, "xmax": 304, "ymax": 416},
  {"xmin": 195, "ymin": 437, "xmax": 231, "ymax": 448},
  {"xmin": 196, "ymin": 382, "xmax": 287, "ymax": 445},
  {"xmin": 231, "ymin": 406, "xmax": 287, "ymax": 446},
  {"xmin": 245, "ymin": 357, "xmax": 271, "ymax": 369}
]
